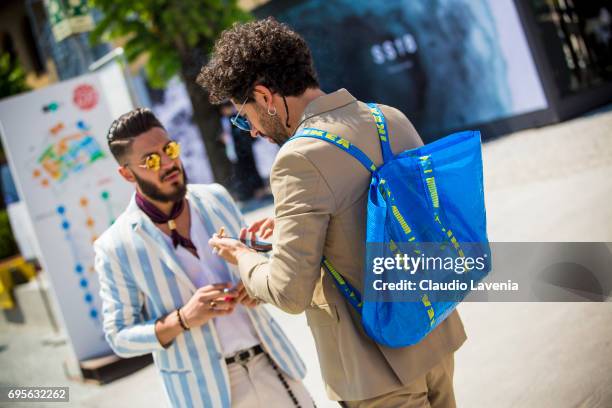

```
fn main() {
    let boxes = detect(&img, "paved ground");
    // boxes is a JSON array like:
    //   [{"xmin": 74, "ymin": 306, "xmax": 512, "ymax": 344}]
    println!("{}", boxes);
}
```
[{"xmin": 1, "ymin": 107, "xmax": 611, "ymax": 407}]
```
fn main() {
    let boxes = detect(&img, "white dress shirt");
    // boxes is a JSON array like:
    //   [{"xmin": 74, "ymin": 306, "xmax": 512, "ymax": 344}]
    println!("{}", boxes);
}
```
[{"xmin": 162, "ymin": 200, "xmax": 260, "ymax": 356}]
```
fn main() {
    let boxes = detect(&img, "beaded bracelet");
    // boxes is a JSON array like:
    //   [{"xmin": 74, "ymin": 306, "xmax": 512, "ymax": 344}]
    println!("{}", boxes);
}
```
[{"xmin": 177, "ymin": 307, "xmax": 190, "ymax": 331}]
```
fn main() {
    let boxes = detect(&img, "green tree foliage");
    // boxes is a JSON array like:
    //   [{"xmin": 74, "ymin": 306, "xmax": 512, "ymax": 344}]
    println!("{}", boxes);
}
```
[
  {"xmin": 0, "ymin": 53, "xmax": 29, "ymax": 259},
  {"xmin": 90, "ymin": 0, "xmax": 251, "ymax": 185},
  {"xmin": 0, "ymin": 53, "xmax": 30, "ymax": 99},
  {"xmin": 0, "ymin": 210, "xmax": 18, "ymax": 260}
]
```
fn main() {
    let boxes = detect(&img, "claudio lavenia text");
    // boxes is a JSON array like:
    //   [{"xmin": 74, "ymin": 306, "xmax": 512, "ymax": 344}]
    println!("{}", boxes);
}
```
[{"xmin": 372, "ymin": 279, "xmax": 519, "ymax": 292}]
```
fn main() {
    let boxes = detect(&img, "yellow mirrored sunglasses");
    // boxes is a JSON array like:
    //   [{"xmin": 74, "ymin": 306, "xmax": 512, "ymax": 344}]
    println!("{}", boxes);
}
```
[{"xmin": 138, "ymin": 141, "xmax": 181, "ymax": 171}]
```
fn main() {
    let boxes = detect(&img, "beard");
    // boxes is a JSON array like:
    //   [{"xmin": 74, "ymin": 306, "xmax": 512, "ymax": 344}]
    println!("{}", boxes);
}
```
[
  {"xmin": 134, "ymin": 164, "xmax": 188, "ymax": 203},
  {"xmin": 252, "ymin": 103, "xmax": 292, "ymax": 146}
]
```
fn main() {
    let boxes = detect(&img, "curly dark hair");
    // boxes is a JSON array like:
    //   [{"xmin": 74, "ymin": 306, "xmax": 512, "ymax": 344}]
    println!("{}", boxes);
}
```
[{"xmin": 197, "ymin": 17, "xmax": 319, "ymax": 104}]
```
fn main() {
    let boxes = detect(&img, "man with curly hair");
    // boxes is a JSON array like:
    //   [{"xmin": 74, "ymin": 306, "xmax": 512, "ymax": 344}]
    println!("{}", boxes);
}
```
[{"xmin": 202, "ymin": 17, "xmax": 466, "ymax": 408}]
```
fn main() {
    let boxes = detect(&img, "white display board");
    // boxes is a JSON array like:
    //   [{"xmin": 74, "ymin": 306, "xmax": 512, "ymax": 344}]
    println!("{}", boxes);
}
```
[
  {"xmin": 0, "ymin": 64, "xmax": 134, "ymax": 360},
  {"xmin": 487, "ymin": 0, "xmax": 548, "ymax": 116}
]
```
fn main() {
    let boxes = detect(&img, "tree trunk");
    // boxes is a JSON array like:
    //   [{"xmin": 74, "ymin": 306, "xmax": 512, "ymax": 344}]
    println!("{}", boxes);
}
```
[{"xmin": 177, "ymin": 47, "xmax": 232, "ymax": 187}]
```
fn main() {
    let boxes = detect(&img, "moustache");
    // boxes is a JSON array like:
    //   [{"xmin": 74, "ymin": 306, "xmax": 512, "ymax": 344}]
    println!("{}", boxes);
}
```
[{"xmin": 160, "ymin": 166, "xmax": 182, "ymax": 181}]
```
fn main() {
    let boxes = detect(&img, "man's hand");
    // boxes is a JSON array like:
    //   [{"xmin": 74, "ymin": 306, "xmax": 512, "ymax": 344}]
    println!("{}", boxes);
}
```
[
  {"xmin": 208, "ymin": 231, "xmax": 255, "ymax": 265},
  {"xmin": 247, "ymin": 217, "xmax": 274, "ymax": 240},
  {"xmin": 155, "ymin": 283, "xmax": 237, "ymax": 347},
  {"xmin": 181, "ymin": 283, "xmax": 237, "ymax": 327},
  {"xmin": 234, "ymin": 282, "xmax": 260, "ymax": 308}
]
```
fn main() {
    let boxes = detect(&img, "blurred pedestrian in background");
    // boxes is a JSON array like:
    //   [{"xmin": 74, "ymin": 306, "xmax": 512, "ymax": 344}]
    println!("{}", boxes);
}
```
[{"xmin": 219, "ymin": 101, "xmax": 269, "ymax": 203}]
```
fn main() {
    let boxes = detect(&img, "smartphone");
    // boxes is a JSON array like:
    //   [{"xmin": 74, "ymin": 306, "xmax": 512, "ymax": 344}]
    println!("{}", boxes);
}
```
[
  {"xmin": 240, "ymin": 236, "xmax": 273, "ymax": 253},
  {"xmin": 217, "ymin": 226, "xmax": 272, "ymax": 253}
]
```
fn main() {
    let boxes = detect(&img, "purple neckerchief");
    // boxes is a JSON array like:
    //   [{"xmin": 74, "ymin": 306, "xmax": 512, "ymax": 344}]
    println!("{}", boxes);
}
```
[{"xmin": 135, "ymin": 192, "xmax": 198, "ymax": 257}]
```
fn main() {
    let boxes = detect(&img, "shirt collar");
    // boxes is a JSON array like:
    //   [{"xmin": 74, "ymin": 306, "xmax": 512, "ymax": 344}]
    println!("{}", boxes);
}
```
[
  {"xmin": 127, "ymin": 185, "xmax": 197, "ymax": 230},
  {"xmin": 293, "ymin": 88, "xmax": 357, "ymax": 134}
]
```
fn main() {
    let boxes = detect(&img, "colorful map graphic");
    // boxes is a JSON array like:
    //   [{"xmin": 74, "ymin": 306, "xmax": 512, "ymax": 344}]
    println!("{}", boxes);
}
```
[{"xmin": 34, "ymin": 120, "xmax": 105, "ymax": 184}]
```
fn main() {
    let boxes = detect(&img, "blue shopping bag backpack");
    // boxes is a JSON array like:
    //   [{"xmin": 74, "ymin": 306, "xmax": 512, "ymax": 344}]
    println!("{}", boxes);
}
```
[{"xmin": 288, "ymin": 103, "xmax": 491, "ymax": 348}]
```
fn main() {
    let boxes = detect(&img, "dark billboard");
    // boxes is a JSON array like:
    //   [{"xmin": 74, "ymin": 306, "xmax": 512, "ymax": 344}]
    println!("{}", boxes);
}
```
[{"xmin": 255, "ymin": 0, "xmax": 548, "ymax": 141}]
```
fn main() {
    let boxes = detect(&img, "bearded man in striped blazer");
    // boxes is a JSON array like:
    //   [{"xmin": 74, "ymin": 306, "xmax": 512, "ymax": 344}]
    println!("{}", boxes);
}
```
[{"xmin": 94, "ymin": 108, "xmax": 312, "ymax": 408}]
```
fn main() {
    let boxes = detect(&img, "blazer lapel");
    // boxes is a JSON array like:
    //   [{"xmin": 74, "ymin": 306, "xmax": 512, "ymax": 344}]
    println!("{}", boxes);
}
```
[
  {"xmin": 187, "ymin": 187, "xmax": 241, "ymax": 284},
  {"xmin": 127, "ymin": 195, "xmax": 198, "ymax": 293}
]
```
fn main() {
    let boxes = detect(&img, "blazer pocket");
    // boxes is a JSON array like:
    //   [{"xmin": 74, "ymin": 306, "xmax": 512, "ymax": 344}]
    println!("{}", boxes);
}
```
[
  {"xmin": 153, "ymin": 342, "xmax": 190, "ymax": 372},
  {"xmin": 306, "ymin": 304, "xmax": 339, "ymax": 327}
]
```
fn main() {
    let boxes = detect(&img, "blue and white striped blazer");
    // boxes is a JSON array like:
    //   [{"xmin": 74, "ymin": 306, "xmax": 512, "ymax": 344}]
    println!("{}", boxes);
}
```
[{"xmin": 94, "ymin": 184, "xmax": 306, "ymax": 407}]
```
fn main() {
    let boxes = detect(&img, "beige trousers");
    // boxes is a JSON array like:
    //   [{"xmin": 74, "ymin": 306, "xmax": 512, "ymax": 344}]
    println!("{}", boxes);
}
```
[
  {"xmin": 341, "ymin": 353, "xmax": 456, "ymax": 408},
  {"xmin": 229, "ymin": 353, "xmax": 314, "ymax": 408}
]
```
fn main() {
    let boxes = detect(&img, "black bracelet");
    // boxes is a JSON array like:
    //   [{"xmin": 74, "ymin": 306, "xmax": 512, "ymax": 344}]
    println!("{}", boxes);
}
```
[{"xmin": 177, "ymin": 307, "xmax": 190, "ymax": 331}]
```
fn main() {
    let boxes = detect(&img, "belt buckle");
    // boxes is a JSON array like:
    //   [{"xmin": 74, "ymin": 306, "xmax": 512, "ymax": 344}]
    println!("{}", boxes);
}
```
[{"xmin": 234, "ymin": 348, "xmax": 253, "ymax": 366}]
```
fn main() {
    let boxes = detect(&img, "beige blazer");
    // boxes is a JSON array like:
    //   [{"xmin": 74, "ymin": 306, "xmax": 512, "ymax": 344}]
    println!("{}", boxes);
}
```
[{"xmin": 238, "ymin": 89, "xmax": 466, "ymax": 401}]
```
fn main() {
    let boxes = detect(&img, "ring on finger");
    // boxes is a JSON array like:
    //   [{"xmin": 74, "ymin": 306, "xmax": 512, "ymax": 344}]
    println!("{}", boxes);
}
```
[{"xmin": 209, "ymin": 301, "xmax": 217, "ymax": 309}]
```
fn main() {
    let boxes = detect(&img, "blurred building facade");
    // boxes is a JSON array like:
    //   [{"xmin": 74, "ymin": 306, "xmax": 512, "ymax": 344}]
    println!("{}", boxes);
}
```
[
  {"xmin": 0, "ymin": 0, "xmax": 55, "ymax": 89},
  {"xmin": 0, "ymin": 0, "xmax": 111, "ymax": 90},
  {"xmin": 525, "ymin": 0, "xmax": 612, "ymax": 116},
  {"xmin": 3, "ymin": 0, "xmax": 611, "ymax": 131}
]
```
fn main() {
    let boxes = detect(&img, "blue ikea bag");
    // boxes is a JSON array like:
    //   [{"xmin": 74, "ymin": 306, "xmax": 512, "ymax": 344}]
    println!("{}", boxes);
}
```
[{"xmin": 289, "ymin": 103, "xmax": 491, "ymax": 348}]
